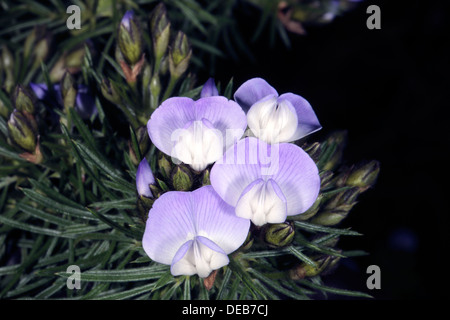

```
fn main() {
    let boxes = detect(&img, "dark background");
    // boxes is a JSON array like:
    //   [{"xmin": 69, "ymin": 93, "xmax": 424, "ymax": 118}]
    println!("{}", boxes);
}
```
[{"xmin": 201, "ymin": 0, "xmax": 449, "ymax": 299}]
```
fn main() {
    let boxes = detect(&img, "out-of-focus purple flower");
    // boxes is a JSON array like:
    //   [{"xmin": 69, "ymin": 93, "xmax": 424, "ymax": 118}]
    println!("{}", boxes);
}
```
[
  {"xmin": 142, "ymin": 185, "xmax": 250, "ymax": 278},
  {"xmin": 147, "ymin": 96, "xmax": 247, "ymax": 171},
  {"xmin": 30, "ymin": 82, "xmax": 97, "ymax": 119},
  {"xmin": 210, "ymin": 137, "xmax": 320, "ymax": 226},
  {"xmin": 200, "ymin": 78, "xmax": 218, "ymax": 98},
  {"xmin": 136, "ymin": 157, "xmax": 155, "ymax": 198},
  {"xmin": 234, "ymin": 78, "xmax": 321, "ymax": 144}
]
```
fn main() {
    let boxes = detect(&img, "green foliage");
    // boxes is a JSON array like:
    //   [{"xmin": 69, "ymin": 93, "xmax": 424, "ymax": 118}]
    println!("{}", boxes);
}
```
[{"xmin": 0, "ymin": 0, "xmax": 373, "ymax": 300}]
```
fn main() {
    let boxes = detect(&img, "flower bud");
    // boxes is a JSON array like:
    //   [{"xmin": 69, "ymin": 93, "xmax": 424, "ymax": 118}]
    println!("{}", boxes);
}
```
[
  {"xmin": 201, "ymin": 168, "xmax": 211, "ymax": 186},
  {"xmin": 7, "ymin": 110, "xmax": 38, "ymax": 153},
  {"xmin": 157, "ymin": 152, "xmax": 172, "ymax": 180},
  {"xmin": 136, "ymin": 157, "xmax": 155, "ymax": 198},
  {"xmin": 319, "ymin": 170, "xmax": 334, "ymax": 190},
  {"xmin": 149, "ymin": 3, "xmax": 171, "ymax": 64},
  {"xmin": 13, "ymin": 85, "xmax": 35, "ymax": 114},
  {"xmin": 310, "ymin": 203, "xmax": 356, "ymax": 226},
  {"xmin": 262, "ymin": 221, "xmax": 295, "ymax": 248},
  {"xmin": 101, "ymin": 78, "xmax": 122, "ymax": 105},
  {"xmin": 291, "ymin": 194, "xmax": 322, "ymax": 221},
  {"xmin": 303, "ymin": 142, "xmax": 321, "ymax": 163},
  {"xmin": 24, "ymin": 26, "xmax": 51, "ymax": 67},
  {"xmin": 169, "ymin": 31, "xmax": 192, "ymax": 79},
  {"xmin": 118, "ymin": 10, "xmax": 143, "ymax": 65},
  {"xmin": 129, "ymin": 126, "xmax": 150, "ymax": 165},
  {"xmin": 200, "ymin": 78, "xmax": 218, "ymax": 98},
  {"xmin": 319, "ymin": 130, "xmax": 347, "ymax": 171},
  {"xmin": 346, "ymin": 160, "xmax": 380, "ymax": 190},
  {"xmin": 1, "ymin": 45, "xmax": 15, "ymax": 93},
  {"xmin": 289, "ymin": 255, "xmax": 333, "ymax": 280},
  {"xmin": 60, "ymin": 71, "xmax": 77, "ymax": 110},
  {"xmin": 171, "ymin": 165, "xmax": 193, "ymax": 191}
]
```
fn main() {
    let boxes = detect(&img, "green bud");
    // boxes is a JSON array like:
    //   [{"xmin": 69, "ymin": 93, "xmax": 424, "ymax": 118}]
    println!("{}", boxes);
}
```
[
  {"xmin": 157, "ymin": 152, "xmax": 172, "ymax": 180},
  {"xmin": 289, "ymin": 255, "xmax": 332, "ymax": 280},
  {"xmin": 149, "ymin": 74, "xmax": 161, "ymax": 109},
  {"xmin": 169, "ymin": 31, "xmax": 192, "ymax": 79},
  {"xmin": 129, "ymin": 125, "xmax": 150, "ymax": 165},
  {"xmin": 240, "ymin": 231, "xmax": 254, "ymax": 251},
  {"xmin": 263, "ymin": 221, "xmax": 295, "ymax": 248},
  {"xmin": 201, "ymin": 168, "xmax": 211, "ymax": 186},
  {"xmin": 137, "ymin": 195, "xmax": 154, "ymax": 222},
  {"xmin": 324, "ymin": 186, "xmax": 360, "ymax": 210},
  {"xmin": 118, "ymin": 11, "xmax": 143, "ymax": 65},
  {"xmin": 159, "ymin": 55, "xmax": 169, "ymax": 76},
  {"xmin": 1, "ymin": 45, "xmax": 15, "ymax": 93},
  {"xmin": 171, "ymin": 165, "xmax": 193, "ymax": 191},
  {"xmin": 291, "ymin": 194, "xmax": 323, "ymax": 221},
  {"xmin": 13, "ymin": 85, "xmax": 35, "ymax": 114},
  {"xmin": 149, "ymin": 184, "xmax": 163, "ymax": 198},
  {"xmin": 303, "ymin": 142, "xmax": 321, "ymax": 163},
  {"xmin": 60, "ymin": 72, "xmax": 77, "ymax": 110},
  {"xmin": 346, "ymin": 160, "xmax": 380, "ymax": 190},
  {"xmin": 149, "ymin": 3, "xmax": 171, "ymax": 64},
  {"xmin": 24, "ymin": 26, "xmax": 51, "ymax": 67},
  {"xmin": 319, "ymin": 170, "xmax": 334, "ymax": 189},
  {"xmin": 7, "ymin": 110, "xmax": 38, "ymax": 153},
  {"xmin": 310, "ymin": 203, "xmax": 356, "ymax": 226},
  {"xmin": 101, "ymin": 78, "xmax": 122, "ymax": 105},
  {"xmin": 320, "ymin": 130, "xmax": 347, "ymax": 171}
]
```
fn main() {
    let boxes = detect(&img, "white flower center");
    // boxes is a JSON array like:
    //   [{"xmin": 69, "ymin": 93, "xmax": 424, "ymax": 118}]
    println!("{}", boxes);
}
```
[
  {"xmin": 171, "ymin": 119, "xmax": 223, "ymax": 171},
  {"xmin": 171, "ymin": 236, "xmax": 229, "ymax": 278},
  {"xmin": 247, "ymin": 96, "xmax": 298, "ymax": 144},
  {"xmin": 235, "ymin": 178, "xmax": 287, "ymax": 226}
]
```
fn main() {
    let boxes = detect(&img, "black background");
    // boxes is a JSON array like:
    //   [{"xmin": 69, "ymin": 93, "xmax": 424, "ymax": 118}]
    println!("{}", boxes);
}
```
[{"xmin": 201, "ymin": 0, "xmax": 449, "ymax": 299}]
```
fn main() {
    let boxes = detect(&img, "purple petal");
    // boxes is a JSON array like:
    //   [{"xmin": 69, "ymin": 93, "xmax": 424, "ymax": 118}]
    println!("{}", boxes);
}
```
[
  {"xmin": 200, "ymin": 78, "xmax": 218, "ymax": 98},
  {"xmin": 278, "ymin": 93, "xmax": 321, "ymax": 140},
  {"xmin": 75, "ymin": 85, "xmax": 97, "ymax": 119},
  {"xmin": 142, "ymin": 186, "xmax": 250, "ymax": 268},
  {"xmin": 147, "ymin": 96, "xmax": 247, "ymax": 165},
  {"xmin": 29, "ymin": 83, "xmax": 48, "ymax": 100},
  {"xmin": 121, "ymin": 10, "xmax": 134, "ymax": 31},
  {"xmin": 136, "ymin": 158, "xmax": 155, "ymax": 198},
  {"xmin": 234, "ymin": 78, "xmax": 278, "ymax": 112},
  {"xmin": 271, "ymin": 142, "xmax": 321, "ymax": 215}
]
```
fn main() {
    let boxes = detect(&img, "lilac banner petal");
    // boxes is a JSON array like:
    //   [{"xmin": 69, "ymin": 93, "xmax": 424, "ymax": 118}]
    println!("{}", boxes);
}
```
[
  {"xmin": 271, "ymin": 142, "xmax": 321, "ymax": 215},
  {"xmin": 200, "ymin": 78, "xmax": 219, "ymax": 98},
  {"xmin": 234, "ymin": 78, "xmax": 278, "ymax": 112},
  {"xmin": 278, "ymin": 93, "xmax": 322, "ymax": 141},
  {"xmin": 142, "ymin": 186, "xmax": 250, "ymax": 276},
  {"xmin": 136, "ymin": 158, "xmax": 155, "ymax": 198}
]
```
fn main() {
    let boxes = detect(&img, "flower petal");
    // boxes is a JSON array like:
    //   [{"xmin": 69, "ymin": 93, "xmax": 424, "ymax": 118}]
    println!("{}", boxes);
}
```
[
  {"xmin": 142, "ymin": 186, "xmax": 249, "ymax": 269},
  {"xmin": 136, "ymin": 158, "xmax": 155, "ymax": 198},
  {"xmin": 271, "ymin": 143, "xmax": 321, "ymax": 216},
  {"xmin": 75, "ymin": 85, "xmax": 97, "ymax": 119},
  {"xmin": 278, "ymin": 93, "xmax": 321, "ymax": 141},
  {"xmin": 235, "ymin": 178, "xmax": 287, "ymax": 226},
  {"xmin": 234, "ymin": 78, "xmax": 278, "ymax": 112},
  {"xmin": 247, "ymin": 95, "xmax": 298, "ymax": 143},
  {"xmin": 200, "ymin": 78, "xmax": 219, "ymax": 98},
  {"xmin": 171, "ymin": 236, "xmax": 229, "ymax": 278}
]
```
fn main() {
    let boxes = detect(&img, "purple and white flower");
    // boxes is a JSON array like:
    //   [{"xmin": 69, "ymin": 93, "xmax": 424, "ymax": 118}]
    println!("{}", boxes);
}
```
[
  {"xmin": 142, "ymin": 186, "xmax": 250, "ymax": 278},
  {"xmin": 234, "ymin": 77, "xmax": 321, "ymax": 144},
  {"xmin": 147, "ymin": 95, "xmax": 247, "ymax": 171},
  {"xmin": 210, "ymin": 137, "xmax": 320, "ymax": 226},
  {"xmin": 136, "ymin": 157, "xmax": 155, "ymax": 198}
]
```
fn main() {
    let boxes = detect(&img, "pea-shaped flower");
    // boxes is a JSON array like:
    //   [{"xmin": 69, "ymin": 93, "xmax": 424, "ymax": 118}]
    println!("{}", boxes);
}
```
[
  {"xmin": 142, "ymin": 186, "xmax": 250, "ymax": 278},
  {"xmin": 210, "ymin": 137, "xmax": 320, "ymax": 226},
  {"xmin": 234, "ymin": 78, "xmax": 321, "ymax": 144},
  {"xmin": 147, "ymin": 96, "xmax": 247, "ymax": 171}
]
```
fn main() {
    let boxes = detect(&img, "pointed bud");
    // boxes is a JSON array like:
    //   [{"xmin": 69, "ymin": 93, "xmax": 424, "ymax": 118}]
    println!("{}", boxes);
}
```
[
  {"xmin": 136, "ymin": 157, "xmax": 155, "ymax": 198},
  {"xmin": 149, "ymin": 74, "xmax": 161, "ymax": 108},
  {"xmin": 169, "ymin": 31, "xmax": 192, "ymax": 79},
  {"xmin": 291, "ymin": 194, "xmax": 322, "ymax": 221},
  {"xmin": 324, "ymin": 186, "xmax": 360, "ymax": 210},
  {"xmin": 149, "ymin": 3, "xmax": 171, "ymax": 63},
  {"xmin": 289, "ymin": 255, "xmax": 333, "ymax": 280},
  {"xmin": 310, "ymin": 203, "xmax": 356, "ymax": 226},
  {"xmin": 60, "ymin": 71, "xmax": 77, "ymax": 110},
  {"xmin": 7, "ymin": 110, "xmax": 38, "ymax": 153},
  {"xmin": 201, "ymin": 168, "xmax": 211, "ymax": 186},
  {"xmin": 319, "ymin": 130, "xmax": 347, "ymax": 171},
  {"xmin": 101, "ymin": 78, "xmax": 122, "ymax": 105},
  {"xmin": 319, "ymin": 170, "xmax": 334, "ymax": 189},
  {"xmin": 129, "ymin": 126, "xmax": 151, "ymax": 165},
  {"xmin": 171, "ymin": 165, "xmax": 193, "ymax": 191},
  {"xmin": 13, "ymin": 85, "xmax": 35, "ymax": 114},
  {"xmin": 346, "ymin": 160, "xmax": 380, "ymax": 190},
  {"xmin": 303, "ymin": 142, "xmax": 321, "ymax": 163},
  {"xmin": 157, "ymin": 152, "xmax": 172, "ymax": 180},
  {"xmin": 263, "ymin": 221, "xmax": 295, "ymax": 248},
  {"xmin": 118, "ymin": 10, "xmax": 143, "ymax": 65},
  {"xmin": 200, "ymin": 78, "xmax": 219, "ymax": 98}
]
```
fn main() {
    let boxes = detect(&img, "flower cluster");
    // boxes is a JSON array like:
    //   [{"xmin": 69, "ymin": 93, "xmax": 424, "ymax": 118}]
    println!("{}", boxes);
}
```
[{"xmin": 138, "ymin": 77, "xmax": 322, "ymax": 278}]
